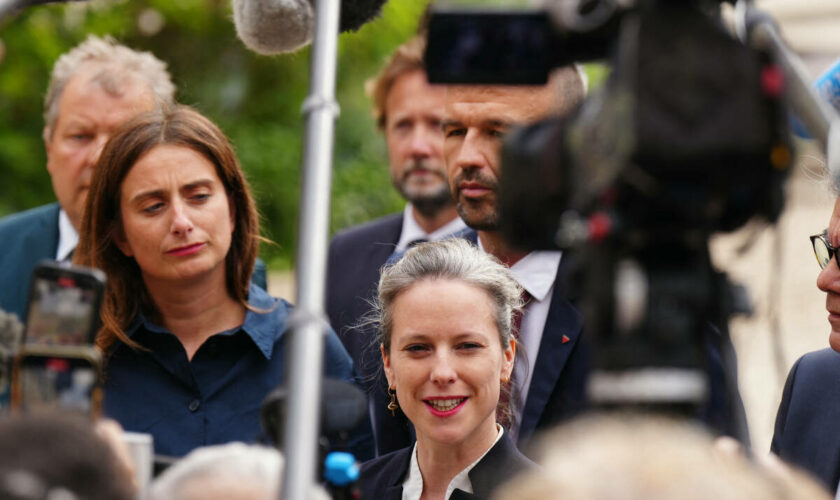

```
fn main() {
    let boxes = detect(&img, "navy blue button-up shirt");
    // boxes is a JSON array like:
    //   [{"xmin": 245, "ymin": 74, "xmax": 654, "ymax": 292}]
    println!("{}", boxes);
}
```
[{"xmin": 103, "ymin": 284, "xmax": 358, "ymax": 458}]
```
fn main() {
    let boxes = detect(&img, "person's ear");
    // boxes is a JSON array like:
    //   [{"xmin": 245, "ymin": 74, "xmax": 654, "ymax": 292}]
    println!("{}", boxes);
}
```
[
  {"xmin": 381, "ymin": 343, "xmax": 394, "ymax": 388},
  {"xmin": 43, "ymin": 127, "xmax": 52, "ymax": 153},
  {"xmin": 501, "ymin": 339, "xmax": 516, "ymax": 382},
  {"xmin": 43, "ymin": 127, "xmax": 55, "ymax": 172}
]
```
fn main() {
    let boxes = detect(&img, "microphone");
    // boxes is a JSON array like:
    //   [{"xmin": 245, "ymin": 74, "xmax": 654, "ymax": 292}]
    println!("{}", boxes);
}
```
[
  {"xmin": 791, "ymin": 58, "xmax": 840, "ymax": 138},
  {"xmin": 816, "ymin": 58, "xmax": 840, "ymax": 112},
  {"xmin": 260, "ymin": 377, "xmax": 368, "ymax": 447},
  {"xmin": 231, "ymin": 0, "xmax": 388, "ymax": 54}
]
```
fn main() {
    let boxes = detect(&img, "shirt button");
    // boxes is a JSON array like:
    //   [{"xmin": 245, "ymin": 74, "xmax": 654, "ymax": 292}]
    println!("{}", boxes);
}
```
[{"xmin": 188, "ymin": 399, "xmax": 201, "ymax": 412}]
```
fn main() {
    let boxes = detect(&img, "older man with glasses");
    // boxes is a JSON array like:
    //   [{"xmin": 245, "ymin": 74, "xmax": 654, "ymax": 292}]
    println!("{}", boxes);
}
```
[{"xmin": 772, "ymin": 196, "xmax": 840, "ymax": 495}]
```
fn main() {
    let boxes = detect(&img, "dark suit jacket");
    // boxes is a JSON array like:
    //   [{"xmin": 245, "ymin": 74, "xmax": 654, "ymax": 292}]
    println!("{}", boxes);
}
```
[
  {"xmin": 457, "ymin": 230, "xmax": 587, "ymax": 451},
  {"xmin": 360, "ymin": 433, "xmax": 536, "ymax": 500},
  {"xmin": 0, "ymin": 203, "xmax": 268, "ymax": 324},
  {"xmin": 517, "ymin": 263, "xmax": 587, "ymax": 448},
  {"xmin": 326, "ymin": 212, "xmax": 402, "ymax": 375},
  {"xmin": 772, "ymin": 348, "xmax": 840, "ymax": 491},
  {"xmin": 457, "ymin": 229, "xmax": 746, "ymax": 450},
  {"xmin": 0, "ymin": 203, "xmax": 61, "ymax": 321},
  {"xmin": 326, "ymin": 213, "xmax": 408, "ymax": 458}
]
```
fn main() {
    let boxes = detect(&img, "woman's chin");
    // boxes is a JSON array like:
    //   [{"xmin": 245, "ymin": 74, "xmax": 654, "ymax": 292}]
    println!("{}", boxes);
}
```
[
  {"xmin": 829, "ymin": 330, "xmax": 840, "ymax": 354},
  {"xmin": 424, "ymin": 434, "xmax": 467, "ymax": 448},
  {"xmin": 143, "ymin": 260, "xmax": 221, "ymax": 286},
  {"xmin": 417, "ymin": 425, "xmax": 468, "ymax": 448}
]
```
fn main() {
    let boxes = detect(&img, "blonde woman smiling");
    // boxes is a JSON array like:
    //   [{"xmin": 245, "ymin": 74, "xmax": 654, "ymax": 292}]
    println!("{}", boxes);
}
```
[{"xmin": 361, "ymin": 239, "xmax": 535, "ymax": 500}]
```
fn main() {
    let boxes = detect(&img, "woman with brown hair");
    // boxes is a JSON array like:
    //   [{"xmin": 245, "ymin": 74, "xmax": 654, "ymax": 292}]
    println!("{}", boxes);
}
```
[{"xmin": 76, "ymin": 104, "xmax": 362, "ymax": 458}]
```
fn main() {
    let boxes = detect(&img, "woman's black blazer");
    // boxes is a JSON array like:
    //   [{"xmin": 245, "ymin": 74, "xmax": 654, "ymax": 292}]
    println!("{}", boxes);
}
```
[{"xmin": 359, "ymin": 433, "xmax": 536, "ymax": 500}]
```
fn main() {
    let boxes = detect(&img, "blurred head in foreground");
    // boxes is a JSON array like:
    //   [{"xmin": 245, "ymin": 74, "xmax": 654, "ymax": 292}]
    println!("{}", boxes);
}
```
[
  {"xmin": 147, "ymin": 442, "xmax": 329, "ymax": 500},
  {"xmin": 0, "ymin": 413, "xmax": 135, "ymax": 500},
  {"xmin": 493, "ymin": 414, "xmax": 831, "ymax": 500}
]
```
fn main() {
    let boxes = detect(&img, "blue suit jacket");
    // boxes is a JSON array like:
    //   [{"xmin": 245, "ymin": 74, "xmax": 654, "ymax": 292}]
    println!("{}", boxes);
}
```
[
  {"xmin": 0, "ymin": 203, "xmax": 61, "ymax": 321},
  {"xmin": 360, "ymin": 433, "xmax": 536, "ymax": 500},
  {"xmin": 772, "ymin": 348, "xmax": 840, "ymax": 491},
  {"xmin": 0, "ymin": 203, "xmax": 268, "ymax": 324}
]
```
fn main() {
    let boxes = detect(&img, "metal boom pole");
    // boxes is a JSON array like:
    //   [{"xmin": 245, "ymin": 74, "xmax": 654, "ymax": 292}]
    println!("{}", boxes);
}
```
[{"xmin": 281, "ymin": 0, "xmax": 341, "ymax": 498}]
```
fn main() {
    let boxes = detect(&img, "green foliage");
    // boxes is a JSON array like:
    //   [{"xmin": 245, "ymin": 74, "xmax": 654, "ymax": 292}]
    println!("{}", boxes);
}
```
[
  {"xmin": 583, "ymin": 62, "xmax": 610, "ymax": 91},
  {"xmin": 0, "ymin": 0, "xmax": 425, "ymax": 269},
  {"xmin": 0, "ymin": 0, "xmax": 602, "ymax": 270}
]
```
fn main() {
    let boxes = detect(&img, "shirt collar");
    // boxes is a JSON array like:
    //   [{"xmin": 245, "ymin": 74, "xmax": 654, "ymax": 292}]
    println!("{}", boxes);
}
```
[
  {"xmin": 395, "ymin": 203, "xmax": 468, "ymax": 252},
  {"xmin": 125, "ymin": 284, "xmax": 284, "ymax": 360},
  {"xmin": 56, "ymin": 209, "xmax": 78, "ymax": 261},
  {"xmin": 508, "ymin": 250, "xmax": 562, "ymax": 301},
  {"xmin": 475, "ymin": 239, "xmax": 562, "ymax": 302},
  {"xmin": 402, "ymin": 425, "xmax": 504, "ymax": 500}
]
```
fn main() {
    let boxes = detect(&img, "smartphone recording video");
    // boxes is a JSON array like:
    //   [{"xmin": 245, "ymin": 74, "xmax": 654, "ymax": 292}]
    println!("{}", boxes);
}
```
[
  {"xmin": 11, "ymin": 261, "xmax": 106, "ymax": 417},
  {"xmin": 14, "ymin": 350, "xmax": 102, "ymax": 416},
  {"xmin": 23, "ymin": 261, "xmax": 105, "ymax": 346}
]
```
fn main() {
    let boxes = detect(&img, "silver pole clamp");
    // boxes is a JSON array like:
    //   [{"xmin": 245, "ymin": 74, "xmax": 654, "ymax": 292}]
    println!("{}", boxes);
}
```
[{"xmin": 301, "ymin": 95, "xmax": 341, "ymax": 118}]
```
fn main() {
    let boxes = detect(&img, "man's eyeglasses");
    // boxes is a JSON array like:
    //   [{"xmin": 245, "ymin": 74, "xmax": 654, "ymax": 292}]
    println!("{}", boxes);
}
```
[{"xmin": 810, "ymin": 230, "xmax": 840, "ymax": 269}]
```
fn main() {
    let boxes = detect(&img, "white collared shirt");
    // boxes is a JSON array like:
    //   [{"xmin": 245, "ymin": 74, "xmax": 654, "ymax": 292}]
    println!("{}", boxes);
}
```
[
  {"xmin": 402, "ymin": 425, "xmax": 504, "ymax": 500},
  {"xmin": 477, "ymin": 240, "xmax": 562, "ymax": 441},
  {"xmin": 394, "ymin": 203, "xmax": 467, "ymax": 253},
  {"xmin": 56, "ymin": 209, "xmax": 78, "ymax": 261}
]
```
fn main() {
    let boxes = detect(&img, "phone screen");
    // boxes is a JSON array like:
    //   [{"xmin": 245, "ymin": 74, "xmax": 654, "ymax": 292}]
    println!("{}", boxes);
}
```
[
  {"xmin": 17, "ymin": 355, "xmax": 98, "ymax": 415},
  {"xmin": 24, "ymin": 267, "xmax": 102, "ymax": 346}
]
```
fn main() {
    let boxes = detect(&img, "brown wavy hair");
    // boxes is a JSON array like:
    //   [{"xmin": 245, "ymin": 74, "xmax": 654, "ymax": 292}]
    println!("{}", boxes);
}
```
[{"xmin": 76, "ymin": 105, "xmax": 259, "ymax": 352}]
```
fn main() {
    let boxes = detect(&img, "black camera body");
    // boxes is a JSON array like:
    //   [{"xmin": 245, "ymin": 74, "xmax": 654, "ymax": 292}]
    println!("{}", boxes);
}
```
[{"xmin": 426, "ymin": 0, "xmax": 792, "ymax": 428}]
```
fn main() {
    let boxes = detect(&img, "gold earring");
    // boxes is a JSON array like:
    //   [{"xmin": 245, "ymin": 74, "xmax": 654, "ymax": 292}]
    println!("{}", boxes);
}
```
[{"xmin": 387, "ymin": 387, "xmax": 398, "ymax": 416}]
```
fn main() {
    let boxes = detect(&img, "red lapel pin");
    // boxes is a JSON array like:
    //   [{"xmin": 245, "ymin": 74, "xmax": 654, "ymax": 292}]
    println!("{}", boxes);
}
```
[{"xmin": 561, "ymin": 335, "xmax": 570, "ymax": 344}]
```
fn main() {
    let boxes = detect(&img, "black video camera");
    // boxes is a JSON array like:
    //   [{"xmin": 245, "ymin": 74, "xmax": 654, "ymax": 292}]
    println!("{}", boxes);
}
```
[{"xmin": 425, "ymin": 0, "xmax": 792, "ymax": 432}]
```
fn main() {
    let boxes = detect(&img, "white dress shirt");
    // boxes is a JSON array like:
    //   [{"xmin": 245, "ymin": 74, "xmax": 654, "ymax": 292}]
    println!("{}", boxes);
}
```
[
  {"xmin": 394, "ymin": 203, "xmax": 467, "ymax": 253},
  {"xmin": 56, "ymin": 209, "xmax": 78, "ymax": 261}
]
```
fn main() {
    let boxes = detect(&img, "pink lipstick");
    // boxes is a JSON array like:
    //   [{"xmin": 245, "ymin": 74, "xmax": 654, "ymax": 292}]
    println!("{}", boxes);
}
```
[
  {"xmin": 424, "ymin": 397, "xmax": 468, "ymax": 417},
  {"xmin": 167, "ymin": 243, "xmax": 205, "ymax": 256}
]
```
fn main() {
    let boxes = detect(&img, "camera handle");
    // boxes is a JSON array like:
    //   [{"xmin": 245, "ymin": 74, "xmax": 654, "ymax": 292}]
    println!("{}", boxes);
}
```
[{"xmin": 735, "ymin": 0, "xmax": 840, "ymax": 187}]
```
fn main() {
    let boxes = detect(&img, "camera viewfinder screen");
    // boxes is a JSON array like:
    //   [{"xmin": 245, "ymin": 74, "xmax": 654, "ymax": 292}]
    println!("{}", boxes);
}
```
[
  {"xmin": 25, "ymin": 276, "xmax": 97, "ymax": 346},
  {"xmin": 426, "ymin": 11, "xmax": 554, "ymax": 85}
]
